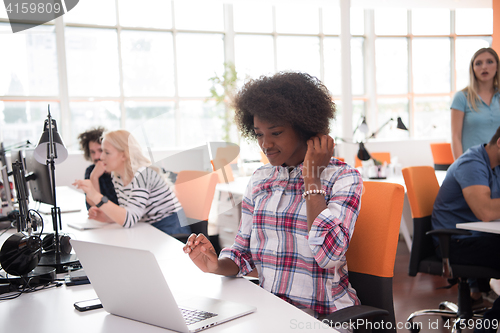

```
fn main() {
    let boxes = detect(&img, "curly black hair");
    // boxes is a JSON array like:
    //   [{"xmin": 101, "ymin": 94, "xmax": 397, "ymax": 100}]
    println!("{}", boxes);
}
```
[
  {"xmin": 77, "ymin": 127, "xmax": 106, "ymax": 162},
  {"xmin": 233, "ymin": 72, "xmax": 336, "ymax": 142}
]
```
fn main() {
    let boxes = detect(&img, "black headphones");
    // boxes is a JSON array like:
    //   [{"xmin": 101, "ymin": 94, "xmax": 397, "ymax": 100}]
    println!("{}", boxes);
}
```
[
  {"xmin": 0, "ymin": 210, "xmax": 44, "ymax": 276},
  {"xmin": 42, "ymin": 233, "xmax": 72, "ymax": 255}
]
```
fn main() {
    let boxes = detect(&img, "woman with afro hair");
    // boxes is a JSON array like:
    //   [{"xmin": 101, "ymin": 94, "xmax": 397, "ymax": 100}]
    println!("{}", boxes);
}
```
[{"xmin": 184, "ymin": 72, "xmax": 362, "ymax": 318}]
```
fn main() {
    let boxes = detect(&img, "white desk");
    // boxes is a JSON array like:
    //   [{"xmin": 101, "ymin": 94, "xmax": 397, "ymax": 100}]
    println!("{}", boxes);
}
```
[
  {"xmin": 0, "ymin": 190, "xmax": 336, "ymax": 333},
  {"xmin": 456, "ymin": 221, "xmax": 500, "ymax": 235}
]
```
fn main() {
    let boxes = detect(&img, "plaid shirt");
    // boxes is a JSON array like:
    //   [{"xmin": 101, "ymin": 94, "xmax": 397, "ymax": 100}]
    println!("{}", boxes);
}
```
[{"xmin": 220, "ymin": 158, "xmax": 362, "ymax": 316}]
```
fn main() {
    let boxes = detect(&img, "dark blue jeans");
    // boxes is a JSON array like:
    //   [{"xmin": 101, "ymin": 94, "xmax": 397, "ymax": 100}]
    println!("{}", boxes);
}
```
[
  {"xmin": 151, "ymin": 209, "xmax": 191, "ymax": 235},
  {"xmin": 442, "ymin": 235, "xmax": 500, "ymax": 333}
]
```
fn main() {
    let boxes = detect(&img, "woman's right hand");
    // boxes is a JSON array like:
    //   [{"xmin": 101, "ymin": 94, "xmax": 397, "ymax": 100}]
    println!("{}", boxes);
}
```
[{"xmin": 183, "ymin": 233, "xmax": 219, "ymax": 273}]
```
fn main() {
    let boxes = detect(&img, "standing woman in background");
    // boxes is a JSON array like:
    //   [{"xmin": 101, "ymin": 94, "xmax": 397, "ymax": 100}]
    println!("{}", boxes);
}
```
[
  {"xmin": 73, "ymin": 130, "xmax": 191, "ymax": 236},
  {"xmin": 451, "ymin": 47, "xmax": 500, "ymax": 159}
]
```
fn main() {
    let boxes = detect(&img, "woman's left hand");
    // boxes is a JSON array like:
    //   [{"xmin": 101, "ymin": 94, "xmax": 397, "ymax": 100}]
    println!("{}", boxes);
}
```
[
  {"xmin": 88, "ymin": 206, "xmax": 110, "ymax": 222},
  {"xmin": 303, "ymin": 135, "xmax": 335, "ymax": 181}
]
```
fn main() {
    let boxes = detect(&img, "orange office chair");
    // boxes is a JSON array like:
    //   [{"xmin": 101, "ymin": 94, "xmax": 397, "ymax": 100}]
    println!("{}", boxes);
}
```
[
  {"xmin": 173, "ymin": 170, "xmax": 219, "ymax": 242},
  {"xmin": 403, "ymin": 166, "xmax": 500, "ymax": 331},
  {"xmin": 325, "ymin": 181, "xmax": 404, "ymax": 332},
  {"xmin": 212, "ymin": 146, "xmax": 238, "ymax": 183},
  {"xmin": 354, "ymin": 152, "xmax": 391, "ymax": 168},
  {"xmin": 430, "ymin": 143, "xmax": 454, "ymax": 171},
  {"xmin": 334, "ymin": 157, "xmax": 345, "ymax": 162},
  {"xmin": 260, "ymin": 151, "xmax": 269, "ymax": 164}
]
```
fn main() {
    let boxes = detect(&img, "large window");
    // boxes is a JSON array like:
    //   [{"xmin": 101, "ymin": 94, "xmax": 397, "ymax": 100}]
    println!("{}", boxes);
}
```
[{"xmin": 0, "ymin": 1, "xmax": 494, "ymax": 152}]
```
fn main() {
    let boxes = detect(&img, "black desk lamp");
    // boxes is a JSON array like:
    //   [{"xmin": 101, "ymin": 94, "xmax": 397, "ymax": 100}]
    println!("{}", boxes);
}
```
[
  {"xmin": 32, "ymin": 106, "xmax": 78, "ymax": 273},
  {"xmin": 369, "ymin": 117, "xmax": 408, "ymax": 139}
]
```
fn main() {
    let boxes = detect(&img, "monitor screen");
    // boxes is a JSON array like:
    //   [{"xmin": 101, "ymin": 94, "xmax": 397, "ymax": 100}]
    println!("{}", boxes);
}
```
[{"xmin": 23, "ymin": 149, "xmax": 54, "ymax": 206}]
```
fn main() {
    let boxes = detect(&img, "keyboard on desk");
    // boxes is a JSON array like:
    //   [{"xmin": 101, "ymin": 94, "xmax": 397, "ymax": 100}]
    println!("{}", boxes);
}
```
[{"xmin": 180, "ymin": 307, "xmax": 217, "ymax": 325}]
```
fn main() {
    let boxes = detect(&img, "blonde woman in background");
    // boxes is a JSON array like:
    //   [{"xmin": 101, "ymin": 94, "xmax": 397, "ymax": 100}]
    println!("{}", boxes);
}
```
[
  {"xmin": 451, "ymin": 47, "xmax": 500, "ymax": 159},
  {"xmin": 73, "ymin": 130, "xmax": 190, "ymax": 235}
]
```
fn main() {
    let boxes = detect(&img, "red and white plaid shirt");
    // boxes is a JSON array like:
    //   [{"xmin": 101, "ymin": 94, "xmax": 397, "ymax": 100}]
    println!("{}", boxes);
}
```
[{"xmin": 220, "ymin": 158, "xmax": 362, "ymax": 316}]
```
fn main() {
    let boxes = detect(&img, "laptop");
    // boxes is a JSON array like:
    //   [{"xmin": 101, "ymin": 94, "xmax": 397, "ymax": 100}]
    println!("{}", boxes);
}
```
[{"xmin": 70, "ymin": 240, "xmax": 256, "ymax": 333}]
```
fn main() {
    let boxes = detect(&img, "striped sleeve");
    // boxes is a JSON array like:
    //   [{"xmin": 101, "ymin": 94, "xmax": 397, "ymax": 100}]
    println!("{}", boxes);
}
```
[{"xmin": 115, "ymin": 168, "xmax": 181, "ymax": 228}]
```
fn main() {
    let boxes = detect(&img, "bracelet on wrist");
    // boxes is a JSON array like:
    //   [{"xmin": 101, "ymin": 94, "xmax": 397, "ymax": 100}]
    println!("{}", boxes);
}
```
[{"xmin": 302, "ymin": 189, "xmax": 326, "ymax": 199}]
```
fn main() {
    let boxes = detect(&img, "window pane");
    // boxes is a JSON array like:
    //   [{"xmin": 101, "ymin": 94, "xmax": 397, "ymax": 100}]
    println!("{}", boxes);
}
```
[
  {"xmin": 375, "ymin": 98, "xmax": 409, "ymax": 140},
  {"xmin": 413, "ymin": 38, "xmax": 450, "ymax": 94},
  {"xmin": 65, "ymin": 27, "xmax": 120, "ymax": 96},
  {"xmin": 351, "ymin": 37, "xmax": 364, "ymax": 95},
  {"xmin": 233, "ymin": 3, "xmax": 273, "ymax": 33},
  {"xmin": 176, "ymin": 33, "xmax": 224, "ymax": 97},
  {"xmin": 352, "ymin": 100, "xmax": 366, "ymax": 143},
  {"xmin": 456, "ymin": 8, "xmax": 493, "ymax": 35},
  {"xmin": 0, "ymin": 102, "xmax": 60, "ymax": 147},
  {"xmin": 332, "ymin": 100, "xmax": 343, "ymax": 140},
  {"xmin": 125, "ymin": 102, "xmax": 176, "ymax": 151},
  {"xmin": 275, "ymin": 4, "xmax": 319, "ymax": 34},
  {"xmin": 456, "ymin": 37, "xmax": 492, "ymax": 91},
  {"xmin": 322, "ymin": 5, "xmax": 340, "ymax": 35},
  {"xmin": 324, "ymin": 37, "xmax": 341, "ymax": 95},
  {"xmin": 174, "ymin": 1, "xmax": 223, "ymax": 31},
  {"xmin": 276, "ymin": 36, "xmax": 320, "ymax": 79},
  {"xmin": 375, "ymin": 8, "xmax": 407, "ymax": 36},
  {"xmin": 375, "ymin": 38, "xmax": 408, "ymax": 94},
  {"xmin": 118, "ymin": 0, "xmax": 172, "ymax": 29},
  {"xmin": 178, "ymin": 100, "xmax": 225, "ymax": 147},
  {"xmin": 235, "ymin": 35, "xmax": 274, "ymax": 80},
  {"xmin": 64, "ymin": 0, "xmax": 116, "ymax": 26},
  {"xmin": 0, "ymin": 3, "xmax": 7, "ymax": 18},
  {"xmin": 350, "ymin": 7, "xmax": 364, "ymax": 35},
  {"xmin": 0, "ymin": 24, "xmax": 58, "ymax": 96},
  {"xmin": 69, "ymin": 101, "xmax": 120, "ymax": 149},
  {"xmin": 412, "ymin": 9, "xmax": 450, "ymax": 35},
  {"xmin": 121, "ymin": 31, "xmax": 175, "ymax": 97},
  {"xmin": 414, "ymin": 96, "xmax": 451, "ymax": 139}
]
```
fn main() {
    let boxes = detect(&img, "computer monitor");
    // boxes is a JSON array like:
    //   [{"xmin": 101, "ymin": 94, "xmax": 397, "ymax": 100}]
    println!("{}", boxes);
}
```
[{"xmin": 22, "ymin": 149, "xmax": 54, "ymax": 206}]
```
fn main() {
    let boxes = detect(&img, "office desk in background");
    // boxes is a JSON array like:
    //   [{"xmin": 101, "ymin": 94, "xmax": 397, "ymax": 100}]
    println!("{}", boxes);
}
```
[
  {"xmin": 0, "ymin": 188, "xmax": 336, "ymax": 333},
  {"xmin": 456, "ymin": 221, "xmax": 500, "ymax": 235}
]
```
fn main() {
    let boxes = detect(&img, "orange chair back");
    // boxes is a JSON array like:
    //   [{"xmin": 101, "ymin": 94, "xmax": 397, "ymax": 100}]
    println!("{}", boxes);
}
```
[
  {"xmin": 334, "ymin": 157, "xmax": 345, "ymax": 162},
  {"xmin": 354, "ymin": 152, "xmax": 391, "ymax": 168},
  {"xmin": 174, "ymin": 171, "xmax": 218, "ymax": 221},
  {"xmin": 346, "ymin": 181, "xmax": 404, "ymax": 278},
  {"xmin": 430, "ymin": 143, "xmax": 454, "ymax": 165},
  {"xmin": 260, "ymin": 151, "xmax": 269, "ymax": 164},
  {"xmin": 402, "ymin": 166, "xmax": 440, "ymax": 219}
]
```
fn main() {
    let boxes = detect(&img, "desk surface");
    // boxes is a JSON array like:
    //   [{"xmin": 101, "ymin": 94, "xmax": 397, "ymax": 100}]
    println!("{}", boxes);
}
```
[
  {"xmin": 456, "ymin": 221, "xmax": 500, "ymax": 235},
  {"xmin": 0, "ymin": 189, "xmax": 336, "ymax": 333}
]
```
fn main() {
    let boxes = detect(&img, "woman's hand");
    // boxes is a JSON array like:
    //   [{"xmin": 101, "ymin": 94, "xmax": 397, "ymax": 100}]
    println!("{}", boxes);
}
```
[
  {"xmin": 73, "ymin": 179, "xmax": 100, "ymax": 203},
  {"xmin": 302, "ymin": 135, "xmax": 335, "ymax": 181},
  {"xmin": 88, "ymin": 206, "xmax": 112, "ymax": 222},
  {"xmin": 90, "ymin": 160, "xmax": 106, "ymax": 181},
  {"xmin": 183, "ymin": 233, "xmax": 219, "ymax": 273}
]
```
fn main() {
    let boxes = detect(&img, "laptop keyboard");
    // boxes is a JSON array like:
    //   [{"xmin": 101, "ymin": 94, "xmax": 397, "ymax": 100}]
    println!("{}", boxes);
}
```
[{"xmin": 180, "ymin": 307, "xmax": 217, "ymax": 325}]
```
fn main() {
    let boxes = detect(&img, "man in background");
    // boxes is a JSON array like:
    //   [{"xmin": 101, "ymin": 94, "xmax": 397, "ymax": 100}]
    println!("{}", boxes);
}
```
[
  {"xmin": 77, "ymin": 127, "xmax": 118, "ymax": 209},
  {"xmin": 432, "ymin": 125, "xmax": 500, "ymax": 331}
]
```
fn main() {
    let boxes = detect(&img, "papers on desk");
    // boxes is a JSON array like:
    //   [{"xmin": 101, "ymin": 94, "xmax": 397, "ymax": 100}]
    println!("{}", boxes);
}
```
[{"xmin": 67, "ymin": 219, "xmax": 111, "ymax": 230}]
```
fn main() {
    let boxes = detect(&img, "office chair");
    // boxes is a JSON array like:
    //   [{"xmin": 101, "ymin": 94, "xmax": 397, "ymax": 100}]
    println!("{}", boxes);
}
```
[
  {"xmin": 430, "ymin": 143, "xmax": 454, "ymax": 171},
  {"xmin": 354, "ymin": 152, "xmax": 391, "ymax": 168},
  {"xmin": 402, "ymin": 166, "xmax": 500, "ymax": 332},
  {"xmin": 324, "ymin": 181, "xmax": 404, "ymax": 332},
  {"xmin": 172, "ymin": 170, "xmax": 219, "ymax": 244}
]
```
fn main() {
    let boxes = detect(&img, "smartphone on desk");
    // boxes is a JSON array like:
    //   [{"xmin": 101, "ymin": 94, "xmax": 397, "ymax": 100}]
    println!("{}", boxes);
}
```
[{"xmin": 74, "ymin": 298, "xmax": 103, "ymax": 312}]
